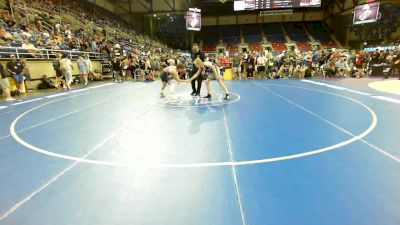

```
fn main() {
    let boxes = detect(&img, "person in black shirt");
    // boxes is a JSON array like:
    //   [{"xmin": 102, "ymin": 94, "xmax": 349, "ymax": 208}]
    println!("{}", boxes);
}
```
[
  {"xmin": 38, "ymin": 75, "xmax": 56, "ymax": 89},
  {"xmin": 6, "ymin": 55, "xmax": 25, "ymax": 94},
  {"xmin": 111, "ymin": 57, "xmax": 123, "ymax": 82},
  {"xmin": 190, "ymin": 43, "xmax": 205, "ymax": 96}
]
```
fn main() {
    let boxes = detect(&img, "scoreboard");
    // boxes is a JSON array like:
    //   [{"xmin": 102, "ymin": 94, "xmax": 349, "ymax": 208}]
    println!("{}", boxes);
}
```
[{"xmin": 234, "ymin": 0, "xmax": 321, "ymax": 11}]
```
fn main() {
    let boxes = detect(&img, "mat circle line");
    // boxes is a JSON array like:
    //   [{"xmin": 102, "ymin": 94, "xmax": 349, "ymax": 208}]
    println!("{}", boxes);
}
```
[
  {"xmin": 9, "ymin": 84, "xmax": 378, "ymax": 168},
  {"xmin": 158, "ymin": 92, "xmax": 241, "ymax": 107}
]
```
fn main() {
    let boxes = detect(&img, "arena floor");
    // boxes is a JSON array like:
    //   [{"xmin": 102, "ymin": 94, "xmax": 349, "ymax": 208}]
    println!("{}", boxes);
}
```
[{"xmin": 0, "ymin": 79, "xmax": 399, "ymax": 225}]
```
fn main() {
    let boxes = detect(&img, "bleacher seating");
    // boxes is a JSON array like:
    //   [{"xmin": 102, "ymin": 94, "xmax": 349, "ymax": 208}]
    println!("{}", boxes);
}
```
[
  {"xmin": 221, "ymin": 25, "xmax": 241, "ymax": 44},
  {"xmin": 202, "ymin": 26, "xmax": 220, "ymax": 52},
  {"xmin": 243, "ymin": 24, "xmax": 263, "ymax": 44},
  {"xmin": 263, "ymin": 23, "xmax": 286, "ymax": 44},
  {"xmin": 321, "ymin": 41, "xmax": 338, "ymax": 48},
  {"xmin": 305, "ymin": 22, "xmax": 333, "ymax": 43},
  {"xmin": 201, "ymin": 21, "xmax": 347, "ymax": 53},
  {"xmin": 249, "ymin": 43, "xmax": 263, "ymax": 51},
  {"xmin": 296, "ymin": 42, "xmax": 311, "ymax": 51},
  {"xmin": 285, "ymin": 23, "xmax": 309, "ymax": 42},
  {"xmin": 202, "ymin": 26, "xmax": 220, "ymax": 45},
  {"xmin": 203, "ymin": 45, "xmax": 216, "ymax": 52},
  {"xmin": 272, "ymin": 43, "xmax": 286, "ymax": 52},
  {"xmin": 226, "ymin": 44, "xmax": 239, "ymax": 53}
]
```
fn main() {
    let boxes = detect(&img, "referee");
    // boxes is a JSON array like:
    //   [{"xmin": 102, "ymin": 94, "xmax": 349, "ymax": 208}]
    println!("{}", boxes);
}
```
[{"xmin": 190, "ymin": 43, "xmax": 205, "ymax": 96}]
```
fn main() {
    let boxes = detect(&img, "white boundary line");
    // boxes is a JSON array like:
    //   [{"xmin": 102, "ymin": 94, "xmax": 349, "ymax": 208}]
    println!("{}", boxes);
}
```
[
  {"xmin": 0, "ymin": 132, "xmax": 118, "ymax": 222},
  {"xmin": 346, "ymin": 89, "xmax": 372, "ymax": 96},
  {"xmin": 12, "ymin": 98, "xmax": 43, "ymax": 106},
  {"xmin": 69, "ymin": 89, "xmax": 88, "ymax": 93},
  {"xmin": 258, "ymin": 84, "xmax": 400, "ymax": 163},
  {"xmin": 0, "ymin": 84, "xmax": 159, "ymax": 221},
  {"xmin": 371, "ymin": 96, "xmax": 400, "ymax": 104},
  {"xmin": 159, "ymin": 92, "xmax": 241, "ymax": 108},
  {"xmin": 45, "ymin": 92, "xmax": 68, "ymax": 98},
  {"xmin": 9, "ymin": 84, "xmax": 378, "ymax": 168},
  {"xmin": 0, "ymin": 106, "xmax": 8, "ymax": 110},
  {"xmin": 222, "ymin": 106, "xmax": 246, "ymax": 225},
  {"xmin": 301, "ymin": 79, "xmax": 400, "ymax": 103},
  {"xmin": 0, "ymin": 83, "xmax": 152, "ymax": 142}
]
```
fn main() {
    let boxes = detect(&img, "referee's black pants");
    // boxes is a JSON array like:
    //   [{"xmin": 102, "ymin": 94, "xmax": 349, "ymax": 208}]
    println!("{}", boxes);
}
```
[{"xmin": 191, "ymin": 71, "xmax": 203, "ymax": 94}]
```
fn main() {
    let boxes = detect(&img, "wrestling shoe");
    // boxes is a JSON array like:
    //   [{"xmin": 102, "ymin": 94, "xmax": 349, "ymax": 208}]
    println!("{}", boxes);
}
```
[{"xmin": 224, "ymin": 94, "xmax": 230, "ymax": 100}]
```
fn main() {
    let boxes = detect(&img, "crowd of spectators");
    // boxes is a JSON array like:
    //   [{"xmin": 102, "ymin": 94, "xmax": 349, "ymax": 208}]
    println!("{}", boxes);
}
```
[
  {"xmin": 0, "ymin": 0, "xmax": 175, "ymax": 57},
  {"xmin": 0, "ymin": 0, "xmax": 185, "ymax": 100},
  {"xmin": 215, "ymin": 46, "xmax": 400, "ymax": 80}
]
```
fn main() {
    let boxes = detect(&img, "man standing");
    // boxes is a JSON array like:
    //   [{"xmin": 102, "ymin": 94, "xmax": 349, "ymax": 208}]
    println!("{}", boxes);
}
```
[
  {"xmin": 111, "ymin": 57, "xmax": 123, "ymax": 83},
  {"xmin": 77, "ymin": 55, "xmax": 89, "ymax": 86},
  {"xmin": 59, "ymin": 54, "xmax": 73, "ymax": 90},
  {"xmin": 190, "ymin": 43, "xmax": 205, "ymax": 96},
  {"xmin": 232, "ymin": 53, "xmax": 241, "ymax": 80}
]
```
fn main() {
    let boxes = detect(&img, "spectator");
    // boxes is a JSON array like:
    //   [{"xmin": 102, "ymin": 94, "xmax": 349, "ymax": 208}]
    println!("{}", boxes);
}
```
[
  {"xmin": 20, "ymin": 57, "xmax": 34, "ymax": 91},
  {"xmin": 6, "ymin": 55, "xmax": 25, "ymax": 94},
  {"xmin": 324, "ymin": 61, "xmax": 337, "ymax": 77},
  {"xmin": 22, "ymin": 39, "xmax": 41, "ymax": 58},
  {"xmin": 256, "ymin": 53, "xmax": 267, "ymax": 79},
  {"xmin": 111, "ymin": 57, "xmax": 122, "ymax": 82},
  {"xmin": 52, "ymin": 53, "xmax": 64, "ymax": 88},
  {"xmin": 77, "ymin": 55, "xmax": 89, "ymax": 86},
  {"xmin": 336, "ymin": 57, "xmax": 350, "ymax": 77},
  {"xmin": 0, "ymin": 63, "xmax": 15, "ymax": 101},
  {"xmin": 122, "ymin": 56, "xmax": 130, "ymax": 79},
  {"xmin": 0, "ymin": 26, "xmax": 14, "ymax": 41},
  {"xmin": 84, "ymin": 54, "xmax": 93, "ymax": 80},
  {"xmin": 59, "ymin": 53, "xmax": 73, "ymax": 90},
  {"xmin": 385, "ymin": 46, "xmax": 400, "ymax": 79},
  {"xmin": 232, "ymin": 53, "xmax": 241, "ymax": 80},
  {"xmin": 38, "ymin": 75, "xmax": 56, "ymax": 89}
]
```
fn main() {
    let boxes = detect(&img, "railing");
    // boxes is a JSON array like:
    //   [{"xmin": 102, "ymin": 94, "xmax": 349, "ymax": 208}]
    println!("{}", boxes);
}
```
[{"xmin": 0, "ymin": 47, "xmax": 102, "ymax": 60}]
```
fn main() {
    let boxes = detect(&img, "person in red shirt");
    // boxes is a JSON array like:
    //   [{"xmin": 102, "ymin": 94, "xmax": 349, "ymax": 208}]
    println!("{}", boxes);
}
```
[
  {"xmin": 355, "ymin": 50, "xmax": 365, "ymax": 77},
  {"xmin": 219, "ymin": 55, "xmax": 231, "ymax": 78}
]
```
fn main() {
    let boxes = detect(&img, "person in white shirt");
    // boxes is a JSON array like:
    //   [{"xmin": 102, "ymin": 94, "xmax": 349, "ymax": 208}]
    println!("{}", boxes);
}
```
[
  {"xmin": 256, "ymin": 54, "xmax": 267, "ymax": 79},
  {"xmin": 84, "ymin": 55, "xmax": 93, "ymax": 81},
  {"xmin": 22, "ymin": 39, "xmax": 41, "ymax": 58},
  {"xmin": 55, "ymin": 23, "xmax": 61, "ymax": 35},
  {"xmin": 336, "ymin": 57, "xmax": 350, "ymax": 77},
  {"xmin": 65, "ymin": 29, "xmax": 72, "ymax": 39},
  {"xmin": 59, "ymin": 54, "xmax": 73, "ymax": 90}
]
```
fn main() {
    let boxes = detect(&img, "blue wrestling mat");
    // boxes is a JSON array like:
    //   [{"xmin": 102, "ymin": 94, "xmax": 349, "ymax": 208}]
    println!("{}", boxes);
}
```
[{"xmin": 0, "ymin": 80, "xmax": 399, "ymax": 225}]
